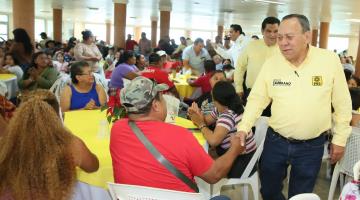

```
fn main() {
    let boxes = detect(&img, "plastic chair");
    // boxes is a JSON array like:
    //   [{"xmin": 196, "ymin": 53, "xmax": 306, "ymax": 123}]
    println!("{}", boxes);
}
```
[
  {"xmin": 210, "ymin": 117, "xmax": 269, "ymax": 200},
  {"xmin": 107, "ymin": 182, "xmax": 204, "ymax": 200},
  {"xmin": 289, "ymin": 193, "xmax": 321, "ymax": 200},
  {"xmin": 49, "ymin": 74, "xmax": 71, "ymax": 102},
  {"xmin": 328, "ymin": 127, "xmax": 360, "ymax": 200}
]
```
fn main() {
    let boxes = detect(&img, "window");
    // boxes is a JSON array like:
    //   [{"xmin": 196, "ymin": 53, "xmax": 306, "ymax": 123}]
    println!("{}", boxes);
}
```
[
  {"xmin": 0, "ymin": 14, "xmax": 8, "ymax": 41},
  {"xmin": 35, "ymin": 19, "xmax": 46, "ymax": 41},
  {"xmin": 84, "ymin": 23, "xmax": 106, "ymax": 42},
  {"xmin": 191, "ymin": 31, "xmax": 213, "ymax": 41},
  {"xmin": 169, "ymin": 29, "xmax": 185, "ymax": 44},
  {"xmin": 328, "ymin": 37, "xmax": 349, "ymax": 53}
]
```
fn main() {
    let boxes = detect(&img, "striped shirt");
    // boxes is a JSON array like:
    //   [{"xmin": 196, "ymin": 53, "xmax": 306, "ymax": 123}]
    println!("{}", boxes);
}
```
[{"xmin": 211, "ymin": 108, "xmax": 256, "ymax": 154}]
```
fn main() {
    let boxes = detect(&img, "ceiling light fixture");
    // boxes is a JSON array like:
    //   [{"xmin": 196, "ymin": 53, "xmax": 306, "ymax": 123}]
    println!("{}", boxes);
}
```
[
  {"xmin": 346, "ymin": 19, "xmax": 360, "ymax": 23},
  {"xmin": 40, "ymin": 10, "xmax": 51, "ymax": 13},
  {"xmin": 87, "ymin": 7, "xmax": 99, "ymax": 10},
  {"xmin": 254, "ymin": 0, "xmax": 285, "ymax": 5},
  {"xmin": 193, "ymin": 2, "xmax": 200, "ymax": 4}
]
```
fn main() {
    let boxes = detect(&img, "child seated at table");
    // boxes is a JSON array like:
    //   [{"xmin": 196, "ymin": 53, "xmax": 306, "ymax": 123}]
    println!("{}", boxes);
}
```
[
  {"xmin": 0, "ymin": 53, "xmax": 23, "ymax": 80},
  {"xmin": 60, "ymin": 61, "xmax": 107, "ymax": 112},
  {"xmin": 188, "ymin": 81, "xmax": 256, "ymax": 178},
  {"xmin": 187, "ymin": 60, "xmax": 215, "ymax": 95},
  {"xmin": 0, "ymin": 89, "xmax": 99, "ymax": 200}
]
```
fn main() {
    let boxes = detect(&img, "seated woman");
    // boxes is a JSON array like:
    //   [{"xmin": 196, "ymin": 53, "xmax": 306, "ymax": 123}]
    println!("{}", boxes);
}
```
[
  {"xmin": 0, "ymin": 90, "xmax": 99, "ymax": 200},
  {"xmin": 188, "ymin": 81, "xmax": 256, "ymax": 178},
  {"xmin": 18, "ymin": 51, "xmax": 58, "ymax": 91},
  {"xmin": 109, "ymin": 50, "xmax": 139, "ymax": 89},
  {"xmin": 135, "ymin": 54, "xmax": 147, "ymax": 71},
  {"xmin": 60, "ymin": 61, "xmax": 106, "ymax": 112},
  {"xmin": 0, "ymin": 53, "xmax": 24, "ymax": 80}
]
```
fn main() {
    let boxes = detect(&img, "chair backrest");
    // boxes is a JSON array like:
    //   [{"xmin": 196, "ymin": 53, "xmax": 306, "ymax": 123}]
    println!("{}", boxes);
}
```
[
  {"xmin": 353, "ymin": 160, "xmax": 360, "ymax": 181},
  {"xmin": 340, "ymin": 127, "xmax": 360, "ymax": 177},
  {"xmin": 107, "ymin": 182, "xmax": 204, "ymax": 200},
  {"xmin": 240, "ymin": 116, "xmax": 269, "ymax": 179},
  {"xmin": 49, "ymin": 74, "xmax": 71, "ymax": 102},
  {"xmin": 93, "ymin": 72, "xmax": 109, "ymax": 93},
  {"xmin": 289, "ymin": 193, "xmax": 320, "ymax": 200}
]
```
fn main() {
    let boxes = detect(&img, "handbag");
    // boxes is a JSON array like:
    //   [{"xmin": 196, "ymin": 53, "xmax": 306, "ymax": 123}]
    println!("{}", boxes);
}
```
[{"xmin": 128, "ymin": 120, "xmax": 199, "ymax": 192}]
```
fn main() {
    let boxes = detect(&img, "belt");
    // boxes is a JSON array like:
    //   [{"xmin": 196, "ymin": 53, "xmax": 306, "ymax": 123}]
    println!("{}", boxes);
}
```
[{"xmin": 269, "ymin": 127, "xmax": 324, "ymax": 144}]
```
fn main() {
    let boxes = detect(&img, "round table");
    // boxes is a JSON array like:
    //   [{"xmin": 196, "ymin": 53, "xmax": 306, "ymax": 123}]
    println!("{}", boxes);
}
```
[
  {"xmin": 63, "ymin": 110, "xmax": 205, "ymax": 199},
  {"xmin": 0, "ymin": 74, "xmax": 18, "ymax": 99},
  {"xmin": 171, "ymin": 74, "xmax": 200, "ymax": 99}
]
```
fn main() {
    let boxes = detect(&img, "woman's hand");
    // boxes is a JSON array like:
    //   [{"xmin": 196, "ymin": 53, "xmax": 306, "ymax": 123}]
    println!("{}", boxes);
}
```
[
  {"xmin": 188, "ymin": 111, "xmax": 205, "ymax": 127},
  {"xmin": 28, "ymin": 68, "xmax": 39, "ymax": 80},
  {"xmin": 84, "ymin": 99, "xmax": 97, "ymax": 110},
  {"xmin": 188, "ymin": 102, "xmax": 201, "ymax": 115}
]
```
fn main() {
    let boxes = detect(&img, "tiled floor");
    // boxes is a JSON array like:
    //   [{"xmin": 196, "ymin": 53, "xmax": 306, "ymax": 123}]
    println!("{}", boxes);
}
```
[{"xmin": 219, "ymin": 161, "xmax": 341, "ymax": 200}]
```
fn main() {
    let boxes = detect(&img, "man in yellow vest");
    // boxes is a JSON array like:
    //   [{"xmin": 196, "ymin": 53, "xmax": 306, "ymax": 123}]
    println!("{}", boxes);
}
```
[{"xmin": 236, "ymin": 14, "xmax": 352, "ymax": 200}]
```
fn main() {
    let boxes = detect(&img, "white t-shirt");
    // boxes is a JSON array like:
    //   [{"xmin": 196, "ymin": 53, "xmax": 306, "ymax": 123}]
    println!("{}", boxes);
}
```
[
  {"xmin": 3, "ymin": 65, "xmax": 23, "ymax": 80},
  {"xmin": 182, "ymin": 45, "xmax": 211, "ymax": 75}
]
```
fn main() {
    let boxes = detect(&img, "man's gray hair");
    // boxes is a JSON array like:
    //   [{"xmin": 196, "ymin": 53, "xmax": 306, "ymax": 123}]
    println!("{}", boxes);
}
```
[
  {"xmin": 282, "ymin": 14, "xmax": 310, "ymax": 33},
  {"xmin": 194, "ymin": 38, "xmax": 204, "ymax": 45}
]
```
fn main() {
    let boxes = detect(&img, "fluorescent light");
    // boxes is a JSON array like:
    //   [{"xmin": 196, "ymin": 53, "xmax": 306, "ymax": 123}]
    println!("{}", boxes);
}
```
[
  {"xmin": 254, "ymin": 0, "xmax": 285, "ymax": 5},
  {"xmin": 346, "ymin": 19, "xmax": 360, "ymax": 23}
]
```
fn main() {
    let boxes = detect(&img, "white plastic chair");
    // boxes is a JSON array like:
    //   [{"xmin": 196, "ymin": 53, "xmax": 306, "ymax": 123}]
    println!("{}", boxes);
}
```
[
  {"xmin": 49, "ymin": 74, "xmax": 71, "ymax": 102},
  {"xmin": 328, "ymin": 127, "xmax": 360, "ymax": 200},
  {"xmin": 289, "ymin": 193, "xmax": 321, "ymax": 200},
  {"xmin": 107, "ymin": 182, "xmax": 204, "ymax": 200},
  {"xmin": 210, "ymin": 117, "xmax": 269, "ymax": 200}
]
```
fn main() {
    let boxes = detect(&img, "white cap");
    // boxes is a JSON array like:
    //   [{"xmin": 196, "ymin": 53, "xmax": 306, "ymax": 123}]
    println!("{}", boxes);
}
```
[{"xmin": 156, "ymin": 50, "xmax": 167, "ymax": 57}]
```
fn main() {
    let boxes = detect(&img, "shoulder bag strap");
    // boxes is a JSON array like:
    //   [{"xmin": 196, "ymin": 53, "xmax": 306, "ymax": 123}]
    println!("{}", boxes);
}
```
[{"xmin": 128, "ymin": 120, "xmax": 199, "ymax": 193}]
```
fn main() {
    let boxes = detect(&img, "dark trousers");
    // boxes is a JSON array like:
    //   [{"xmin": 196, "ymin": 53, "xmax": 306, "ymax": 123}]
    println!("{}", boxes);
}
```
[{"xmin": 259, "ymin": 127, "xmax": 325, "ymax": 200}]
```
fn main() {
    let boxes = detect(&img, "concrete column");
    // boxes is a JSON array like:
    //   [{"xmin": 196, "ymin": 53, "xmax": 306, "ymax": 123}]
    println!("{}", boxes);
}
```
[
  {"xmin": 319, "ymin": 0, "xmax": 331, "ymax": 49},
  {"xmin": 114, "ymin": 0, "xmax": 127, "ymax": 48},
  {"xmin": 355, "ymin": 28, "xmax": 360, "ymax": 78},
  {"xmin": 319, "ymin": 22, "xmax": 330, "ymax": 49},
  {"xmin": 185, "ymin": 30, "xmax": 191, "ymax": 38},
  {"xmin": 151, "ymin": 16, "xmax": 158, "ymax": 48},
  {"xmin": 159, "ymin": 4, "xmax": 171, "ymax": 39},
  {"xmin": 53, "ymin": 8, "xmax": 62, "ymax": 42},
  {"xmin": 12, "ymin": 0, "xmax": 35, "ymax": 42},
  {"xmin": 311, "ymin": 29, "xmax": 318, "ymax": 47},
  {"xmin": 134, "ymin": 26, "xmax": 141, "ymax": 42},
  {"xmin": 106, "ymin": 21, "xmax": 111, "ymax": 45},
  {"xmin": 217, "ymin": 25, "xmax": 224, "ymax": 40}
]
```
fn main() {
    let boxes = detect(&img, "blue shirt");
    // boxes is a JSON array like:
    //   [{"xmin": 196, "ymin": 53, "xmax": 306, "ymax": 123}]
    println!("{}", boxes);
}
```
[{"xmin": 70, "ymin": 82, "xmax": 100, "ymax": 110}]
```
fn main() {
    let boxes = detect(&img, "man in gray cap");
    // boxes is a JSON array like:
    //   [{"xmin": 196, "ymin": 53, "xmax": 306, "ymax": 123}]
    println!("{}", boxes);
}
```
[{"xmin": 110, "ymin": 76, "xmax": 244, "ymax": 193}]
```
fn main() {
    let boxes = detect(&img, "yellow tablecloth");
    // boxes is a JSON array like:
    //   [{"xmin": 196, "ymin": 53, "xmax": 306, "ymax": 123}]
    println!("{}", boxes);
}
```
[
  {"xmin": 172, "ymin": 75, "xmax": 197, "ymax": 98},
  {"xmin": 0, "ymin": 74, "xmax": 16, "ymax": 80},
  {"xmin": 64, "ymin": 110, "xmax": 204, "ymax": 189},
  {"xmin": 0, "ymin": 74, "xmax": 18, "ymax": 99}
]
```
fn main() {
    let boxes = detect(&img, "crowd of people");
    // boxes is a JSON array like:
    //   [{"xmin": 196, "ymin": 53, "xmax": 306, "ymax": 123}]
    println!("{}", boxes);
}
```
[{"xmin": 0, "ymin": 12, "xmax": 359, "ymax": 200}]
